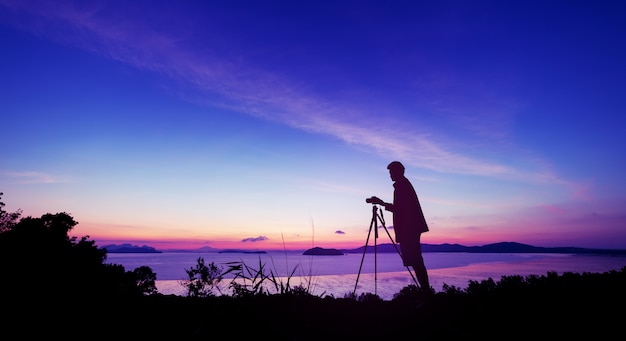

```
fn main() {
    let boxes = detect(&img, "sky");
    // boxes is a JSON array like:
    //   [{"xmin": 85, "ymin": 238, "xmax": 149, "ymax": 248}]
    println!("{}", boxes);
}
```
[{"xmin": 1, "ymin": 0, "xmax": 625, "ymax": 251}]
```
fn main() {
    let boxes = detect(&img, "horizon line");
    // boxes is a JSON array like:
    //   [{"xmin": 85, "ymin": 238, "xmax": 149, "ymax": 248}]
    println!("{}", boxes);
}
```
[{"xmin": 101, "ymin": 241, "xmax": 626, "ymax": 253}]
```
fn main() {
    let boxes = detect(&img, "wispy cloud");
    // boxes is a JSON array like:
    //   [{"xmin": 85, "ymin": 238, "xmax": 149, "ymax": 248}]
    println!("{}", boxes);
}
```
[
  {"xmin": 1, "ymin": 171, "xmax": 60, "ymax": 184},
  {"xmin": 242, "ymin": 236, "xmax": 268, "ymax": 243},
  {"xmin": 0, "ymin": 1, "xmax": 569, "ymax": 189}
]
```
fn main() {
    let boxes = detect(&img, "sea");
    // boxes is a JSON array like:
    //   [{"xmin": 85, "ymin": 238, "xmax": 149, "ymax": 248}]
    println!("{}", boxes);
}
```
[{"xmin": 105, "ymin": 251, "xmax": 626, "ymax": 301}]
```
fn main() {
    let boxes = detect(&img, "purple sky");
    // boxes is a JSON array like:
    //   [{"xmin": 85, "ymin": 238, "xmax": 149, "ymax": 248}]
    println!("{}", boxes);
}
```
[{"xmin": 1, "ymin": 1, "xmax": 625, "ymax": 250}]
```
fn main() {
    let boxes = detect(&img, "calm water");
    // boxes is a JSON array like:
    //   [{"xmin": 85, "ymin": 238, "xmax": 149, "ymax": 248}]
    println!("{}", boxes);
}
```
[{"xmin": 106, "ymin": 251, "xmax": 626, "ymax": 300}]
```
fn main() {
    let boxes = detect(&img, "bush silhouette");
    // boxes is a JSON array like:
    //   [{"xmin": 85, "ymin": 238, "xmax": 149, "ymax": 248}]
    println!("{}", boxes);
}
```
[
  {"xmin": 0, "ymin": 194, "xmax": 156, "ymax": 300},
  {"xmin": 180, "ymin": 257, "xmax": 223, "ymax": 297}
]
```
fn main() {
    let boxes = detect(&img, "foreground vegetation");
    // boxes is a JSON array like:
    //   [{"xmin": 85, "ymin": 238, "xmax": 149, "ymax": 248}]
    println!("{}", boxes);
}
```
[{"xmin": 1, "ymin": 194, "xmax": 624, "ymax": 339}]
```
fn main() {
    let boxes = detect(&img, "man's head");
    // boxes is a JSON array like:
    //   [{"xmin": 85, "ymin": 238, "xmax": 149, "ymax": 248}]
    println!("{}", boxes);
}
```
[{"xmin": 387, "ymin": 161, "xmax": 405, "ymax": 181}]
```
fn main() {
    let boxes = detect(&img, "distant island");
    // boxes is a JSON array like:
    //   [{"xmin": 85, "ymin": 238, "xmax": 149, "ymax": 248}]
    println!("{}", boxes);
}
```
[
  {"xmin": 100, "ymin": 244, "xmax": 161, "ymax": 253},
  {"xmin": 303, "ymin": 247, "xmax": 344, "ymax": 256}
]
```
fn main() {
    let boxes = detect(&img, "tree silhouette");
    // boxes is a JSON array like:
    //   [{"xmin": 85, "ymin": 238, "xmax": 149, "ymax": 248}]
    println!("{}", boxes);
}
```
[
  {"xmin": 134, "ymin": 265, "xmax": 158, "ymax": 296},
  {"xmin": 0, "ymin": 195, "xmax": 156, "ymax": 300},
  {"xmin": 180, "ymin": 257, "xmax": 223, "ymax": 297},
  {"xmin": 0, "ymin": 192, "xmax": 22, "ymax": 232}
]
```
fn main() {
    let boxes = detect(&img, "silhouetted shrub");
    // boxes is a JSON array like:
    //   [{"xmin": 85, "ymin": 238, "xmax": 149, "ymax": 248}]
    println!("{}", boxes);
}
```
[
  {"xmin": 180, "ymin": 257, "xmax": 223, "ymax": 297},
  {"xmin": 134, "ymin": 265, "xmax": 158, "ymax": 295},
  {"xmin": 0, "ymin": 196, "xmax": 154, "ymax": 300}
]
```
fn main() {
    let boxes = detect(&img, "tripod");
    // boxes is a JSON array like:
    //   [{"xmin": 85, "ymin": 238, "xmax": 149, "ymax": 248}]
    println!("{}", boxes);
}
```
[{"xmin": 353, "ymin": 204, "xmax": 418, "ymax": 297}]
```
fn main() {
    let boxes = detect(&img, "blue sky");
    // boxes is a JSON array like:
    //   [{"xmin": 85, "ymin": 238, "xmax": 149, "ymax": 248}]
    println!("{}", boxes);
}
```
[{"xmin": 1, "ymin": 0, "xmax": 625, "ymax": 250}]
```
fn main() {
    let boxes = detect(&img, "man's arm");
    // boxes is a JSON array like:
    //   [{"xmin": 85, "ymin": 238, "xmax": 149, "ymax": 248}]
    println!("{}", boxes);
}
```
[{"xmin": 369, "ymin": 196, "xmax": 393, "ymax": 211}]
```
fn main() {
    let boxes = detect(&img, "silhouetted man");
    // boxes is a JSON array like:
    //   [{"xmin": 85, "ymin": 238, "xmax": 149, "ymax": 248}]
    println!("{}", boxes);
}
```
[{"xmin": 370, "ymin": 161, "xmax": 431, "ymax": 293}]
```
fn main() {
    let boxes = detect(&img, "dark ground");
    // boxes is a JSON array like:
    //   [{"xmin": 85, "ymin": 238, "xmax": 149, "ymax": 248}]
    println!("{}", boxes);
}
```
[{"xmin": 6, "ymin": 268, "xmax": 625, "ymax": 340}]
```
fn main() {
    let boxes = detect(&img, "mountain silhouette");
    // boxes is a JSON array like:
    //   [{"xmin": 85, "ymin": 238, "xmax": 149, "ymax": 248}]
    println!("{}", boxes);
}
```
[{"xmin": 342, "ymin": 241, "xmax": 626, "ymax": 255}]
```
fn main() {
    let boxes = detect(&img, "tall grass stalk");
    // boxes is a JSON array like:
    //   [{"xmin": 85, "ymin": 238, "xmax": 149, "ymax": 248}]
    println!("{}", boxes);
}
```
[
  {"xmin": 219, "ymin": 234, "xmax": 322, "ymax": 297},
  {"xmin": 178, "ymin": 221, "xmax": 325, "ymax": 297}
]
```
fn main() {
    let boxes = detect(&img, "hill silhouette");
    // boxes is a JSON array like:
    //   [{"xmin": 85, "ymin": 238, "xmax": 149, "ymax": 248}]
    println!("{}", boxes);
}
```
[{"xmin": 343, "ymin": 241, "xmax": 626, "ymax": 255}]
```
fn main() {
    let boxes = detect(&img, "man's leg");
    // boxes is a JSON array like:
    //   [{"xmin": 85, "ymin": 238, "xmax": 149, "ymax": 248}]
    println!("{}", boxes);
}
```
[
  {"xmin": 413, "ymin": 260, "xmax": 430, "ymax": 292},
  {"xmin": 413, "ymin": 239, "xmax": 431, "ymax": 292}
]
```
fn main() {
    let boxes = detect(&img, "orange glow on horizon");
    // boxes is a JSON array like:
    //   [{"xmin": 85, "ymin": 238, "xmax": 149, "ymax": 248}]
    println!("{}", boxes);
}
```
[
  {"xmin": 77, "ymin": 219, "xmax": 612, "ymax": 252},
  {"xmin": 92, "ymin": 236, "xmax": 370, "ymax": 251}
]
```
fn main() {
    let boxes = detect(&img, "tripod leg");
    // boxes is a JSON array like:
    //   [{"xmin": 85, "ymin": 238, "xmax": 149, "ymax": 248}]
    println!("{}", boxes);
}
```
[{"xmin": 353, "ymin": 207, "xmax": 377, "ymax": 296}]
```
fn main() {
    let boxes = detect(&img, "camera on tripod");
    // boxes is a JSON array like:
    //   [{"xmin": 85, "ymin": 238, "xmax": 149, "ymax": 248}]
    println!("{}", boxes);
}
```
[{"xmin": 365, "ymin": 196, "xmax": 382, "ymax": 205}]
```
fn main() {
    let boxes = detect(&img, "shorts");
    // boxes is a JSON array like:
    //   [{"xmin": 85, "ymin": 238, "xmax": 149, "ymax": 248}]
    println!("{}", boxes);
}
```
[{"xmin": 399, "ymin": 239, "xmax": 424, "ymax": 267}]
